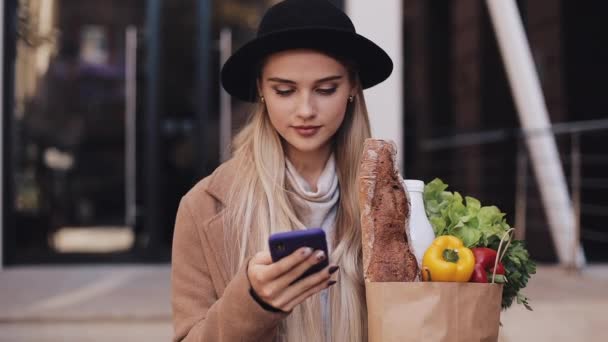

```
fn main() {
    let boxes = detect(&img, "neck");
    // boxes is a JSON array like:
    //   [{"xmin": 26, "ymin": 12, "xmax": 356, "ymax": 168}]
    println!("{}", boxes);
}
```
[{"xmin": 285, "ymin": 143, "xmax": 332, "ymax": 191}]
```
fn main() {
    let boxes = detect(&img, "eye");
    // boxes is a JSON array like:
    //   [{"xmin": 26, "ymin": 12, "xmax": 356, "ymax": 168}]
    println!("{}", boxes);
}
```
[
  {"xmin": 317, "ymin": 87, "xmax": 337, "ymax": 95},
  {"xmin": 275, "ymin": 88, "xmax": 295, "ymax": 96}
]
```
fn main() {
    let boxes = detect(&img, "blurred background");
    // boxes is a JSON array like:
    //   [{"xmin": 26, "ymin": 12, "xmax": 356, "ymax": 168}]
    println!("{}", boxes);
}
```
[{"xmin": 0, "ymin": 0, "xmax": 606, "ymax": 341}]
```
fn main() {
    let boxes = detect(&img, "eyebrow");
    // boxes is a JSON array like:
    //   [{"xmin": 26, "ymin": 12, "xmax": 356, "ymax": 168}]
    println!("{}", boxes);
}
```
[{"xmin": 266, "ymin": 75, "xmax": 344, "ymax": 84}]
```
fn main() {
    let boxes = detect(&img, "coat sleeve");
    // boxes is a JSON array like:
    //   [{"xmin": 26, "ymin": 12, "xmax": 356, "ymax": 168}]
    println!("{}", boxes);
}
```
[{"xmin": 171, "ymin": 197, "xmax": 287, "ymax": 342}]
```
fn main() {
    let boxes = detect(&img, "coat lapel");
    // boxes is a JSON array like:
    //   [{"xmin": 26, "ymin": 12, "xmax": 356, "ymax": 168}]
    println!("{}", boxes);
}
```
[
  {"xmin": 198, "ymin": 159, "xmax": 240, "ymax": 295},
  {"xmin": 200, "ymin": 213, "xmax": 231, "ymax": 294}
]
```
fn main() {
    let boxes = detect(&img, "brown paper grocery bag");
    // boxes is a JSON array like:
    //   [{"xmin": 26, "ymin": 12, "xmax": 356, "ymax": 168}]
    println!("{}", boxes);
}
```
[{"xmin": 366, "ymin": 282, "xmax": 503, "ymax": 342}]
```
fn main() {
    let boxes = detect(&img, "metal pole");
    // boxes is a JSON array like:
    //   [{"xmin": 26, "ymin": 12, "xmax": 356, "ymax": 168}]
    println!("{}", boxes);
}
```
[
  {"xmin": 485, "ymin": 0, "xmax": 585, "ymax": 267},
  {"xmin": 571, "ymin": 132, "xmax": 582, "ymax": 272},
  {"xmin": 197, "ymin": 0, "xmax": 212, "ymax": 175},
  {"xmin": 125, "ymin": 26, "xmax": 137, "ymax": 228},
  {"xmin": 143, "ymin": 0, "xmax": 162, "ymax": 254},
  {"xmin": 514, "ymin": 138, "xmax": 528, "ymax": 241},
  {"xmin": 0, "ymin": 0, "xmax": 5, "ymax": 270},
  {"xmin": 219, "ymin": 28, "xmax": 232, "ymax": 162}
]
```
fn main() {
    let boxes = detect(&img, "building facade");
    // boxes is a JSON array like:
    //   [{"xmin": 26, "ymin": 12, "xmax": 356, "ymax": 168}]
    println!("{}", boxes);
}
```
[
  {"xmin": 0, "ymin": 0, "xmax": 389, "ymax": 266},
  {"xmin": 2, "ymin": 0, "xmax": 607, "ymax": 267},
  {"xmin": 402, "ymin": 0, "xmax": 608, "ymax": 262}
]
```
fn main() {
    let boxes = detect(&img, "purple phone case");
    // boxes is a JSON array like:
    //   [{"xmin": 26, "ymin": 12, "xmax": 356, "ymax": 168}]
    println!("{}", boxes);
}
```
[{"xmin": 269, "ymin": 228, "xmax": 329, "ymax": 283}]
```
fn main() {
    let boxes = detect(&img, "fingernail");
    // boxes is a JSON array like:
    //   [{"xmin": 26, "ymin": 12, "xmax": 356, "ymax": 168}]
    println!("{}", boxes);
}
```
[
  {"xmin": 301, "ymin": 247, "xmax": 312, "ymax": 256},
  {"xmin": 315, "ymin": 251, "xmax": 326, "ymax": 261},
  {"xmin": 328, "ymin": 280, "xmax": 337, "ymax": 286},
  {"xmin": 328, "ymin": 266, "xmax": 339, "ymax": 274}
]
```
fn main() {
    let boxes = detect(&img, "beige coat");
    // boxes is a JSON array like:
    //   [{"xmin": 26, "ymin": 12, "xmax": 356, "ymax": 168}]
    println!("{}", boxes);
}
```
[{"xmin": 171, "ymin": 158, "xmax": 288, "ymax": 341}]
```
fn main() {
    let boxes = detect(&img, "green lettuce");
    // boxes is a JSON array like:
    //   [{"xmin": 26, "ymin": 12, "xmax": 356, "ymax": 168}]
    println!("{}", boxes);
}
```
[{"xmin": 423, "ymin": 178, "xmax": 536, "ymax": 310}]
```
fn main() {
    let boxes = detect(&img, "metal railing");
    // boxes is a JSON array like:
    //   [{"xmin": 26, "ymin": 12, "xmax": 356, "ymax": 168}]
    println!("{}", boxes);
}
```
[{"xmin": 419, "ymin": 118, "xmax": 608, "ymax": 268}]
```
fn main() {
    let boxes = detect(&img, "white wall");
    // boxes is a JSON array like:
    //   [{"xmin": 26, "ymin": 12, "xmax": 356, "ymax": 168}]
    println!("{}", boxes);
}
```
[
  {"xmin": 346, "ymin": 0, "xmax": 404, "ymax": 170},
  {"xmin": 0, "ymin": 0, "xmax": 5, "ymax": 269}
]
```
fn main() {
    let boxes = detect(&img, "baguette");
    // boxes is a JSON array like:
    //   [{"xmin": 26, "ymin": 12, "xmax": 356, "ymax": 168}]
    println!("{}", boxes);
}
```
[{"xmin": 358, "ymin": 139, "xmax": 418, "ymax": 282}]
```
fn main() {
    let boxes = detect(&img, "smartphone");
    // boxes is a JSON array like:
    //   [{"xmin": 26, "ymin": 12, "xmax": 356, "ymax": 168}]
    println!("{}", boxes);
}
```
[{"xmin": 268, "ymin": 228, "xmax": 329, "ymax": 283}]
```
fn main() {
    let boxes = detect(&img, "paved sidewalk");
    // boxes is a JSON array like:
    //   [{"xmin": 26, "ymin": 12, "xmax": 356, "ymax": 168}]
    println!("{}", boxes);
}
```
[
  {"xmin": 0, "ymin": 265, "xmax": 172, "ymax": 341},
  {"xmin": 499, "ymin": 265, "xmax": 608, "ymax": 342},
  {"xmin": 0, "ymin": 264, "xmax": 607, "ymax": 341}
]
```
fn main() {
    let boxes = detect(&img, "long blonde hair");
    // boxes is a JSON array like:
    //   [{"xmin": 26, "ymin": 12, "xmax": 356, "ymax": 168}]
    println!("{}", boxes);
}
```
[{"xmin": 224, "ymin": 68, "xmax": 371, "ymax": 342}]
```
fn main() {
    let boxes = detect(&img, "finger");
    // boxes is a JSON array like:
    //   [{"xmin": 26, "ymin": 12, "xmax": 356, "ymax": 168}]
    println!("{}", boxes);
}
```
[
  {"xmin": 258, "ymin": 252, "xmax": 329, "ymax": 303},
  {"xmin": 283, "ymin": 278, "xmax": 336, "ymax": 312},
  {"xmin": 251, "ymin": 251, "xmax": 272, "ymax": 265},
  {"xmin": 271, "ymin": 265, "xmax": 332, "ymax": 308},
  {"xmin": 263, "ymin": 247, "xmax": 314, "ymax": 280},
  {"xmin": 275, "ymin": 250, "xmax": 328, "ymax": 289},
  {"xmin": 248, "ymin": 252, "xmax": 275, "ymax": 291}
]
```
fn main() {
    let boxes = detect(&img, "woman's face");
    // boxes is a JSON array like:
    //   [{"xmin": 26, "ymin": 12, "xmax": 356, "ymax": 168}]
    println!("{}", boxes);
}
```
[{"xmin": 259, "ymin": 49, "xmax": 355, "ymax": 156}]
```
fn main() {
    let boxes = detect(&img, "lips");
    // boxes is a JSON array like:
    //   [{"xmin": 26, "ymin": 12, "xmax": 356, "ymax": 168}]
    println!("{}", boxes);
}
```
[{"xmin": 292, "ymin": 125, "xmax": 322, "ymax": 137}]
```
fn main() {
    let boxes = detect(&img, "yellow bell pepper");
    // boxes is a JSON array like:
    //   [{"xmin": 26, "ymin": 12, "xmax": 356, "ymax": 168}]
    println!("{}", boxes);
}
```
[{"xmin": 422, "ymin": 235, "xmax": 475, "ymax": 282}]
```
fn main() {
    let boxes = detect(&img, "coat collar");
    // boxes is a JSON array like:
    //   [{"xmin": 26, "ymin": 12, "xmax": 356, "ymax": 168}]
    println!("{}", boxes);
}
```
[{"xmin": 204, "ymin": 157, "xmax": 241, "ymax": 205}]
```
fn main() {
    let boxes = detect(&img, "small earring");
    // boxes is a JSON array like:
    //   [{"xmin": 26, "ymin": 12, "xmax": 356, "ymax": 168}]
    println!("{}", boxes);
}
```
[
  {"xmin": 348, "ymin": 95, "xmax": 354, "ymax": 103},
  {"xmin": 260, "ymin": 96, "xmax": 265, "ymax": 103}
]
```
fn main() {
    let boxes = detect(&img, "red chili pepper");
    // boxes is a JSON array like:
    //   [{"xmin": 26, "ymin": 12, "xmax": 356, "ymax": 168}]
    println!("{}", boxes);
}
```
[{"xmin": 470, "ymin": 247, "xmax": 505, "ymax": 283}]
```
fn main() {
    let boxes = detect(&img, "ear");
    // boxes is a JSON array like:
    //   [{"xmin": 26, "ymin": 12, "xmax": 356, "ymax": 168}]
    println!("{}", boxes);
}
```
[
  {"xmin": 349, "ymin": 86, "xmax": 357, "ymax": 99},
  {"xmin": 349, "ymin": 79, "xmax": 360, "ymax": 98},
  {"xmin": 257, "ymin": 79, "xmax": 263, "ymax": 97}
]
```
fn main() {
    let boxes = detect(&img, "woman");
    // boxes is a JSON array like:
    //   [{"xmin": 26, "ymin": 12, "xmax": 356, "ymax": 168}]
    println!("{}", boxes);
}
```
[{"xmin": 171, "ymin": 0, "xmax": 393, "ymax": 341}]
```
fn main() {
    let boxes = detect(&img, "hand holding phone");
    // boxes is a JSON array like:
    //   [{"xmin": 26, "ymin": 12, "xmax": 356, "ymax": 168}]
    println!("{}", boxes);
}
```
[
  {"xmin": 269, "ymin": 228, "xmax": 329, "ymax": 283},
  {"xmin": 246, "ymin": 228, "xmax": 338, "ymax": 313}
]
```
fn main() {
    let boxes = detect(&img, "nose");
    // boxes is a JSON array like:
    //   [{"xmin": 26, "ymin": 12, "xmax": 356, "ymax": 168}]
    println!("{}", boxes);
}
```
[{"xmin": 295, "ymin": 92, "xmax": 316, "ymax": 120}]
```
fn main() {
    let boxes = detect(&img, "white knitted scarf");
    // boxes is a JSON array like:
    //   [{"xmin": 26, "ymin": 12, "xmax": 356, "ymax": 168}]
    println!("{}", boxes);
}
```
[
  {"xmin": 285, "ymin": 154, "xmax": 339, "ymax": 340},
  {"xmin": 285, "ymin": 154, "xmax": 340, "ymax": 244}
]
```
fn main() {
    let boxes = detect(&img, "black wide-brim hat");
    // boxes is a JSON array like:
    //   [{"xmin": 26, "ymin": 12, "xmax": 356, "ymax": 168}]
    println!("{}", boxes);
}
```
[{"xmin": 221, "ymin": 0, "xmax": 394, "ymax": 102}]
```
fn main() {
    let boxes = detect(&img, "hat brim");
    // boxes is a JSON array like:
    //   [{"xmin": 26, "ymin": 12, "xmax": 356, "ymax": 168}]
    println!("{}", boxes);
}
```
[{"xmin": 221, "ymin": 28, "xmax": 393, "ymax": 102}]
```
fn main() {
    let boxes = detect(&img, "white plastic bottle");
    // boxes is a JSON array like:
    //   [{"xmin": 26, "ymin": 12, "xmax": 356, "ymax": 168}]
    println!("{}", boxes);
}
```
[{"xmin": 403, "ymin": 179, "xmax": 436, "ymax": 268}]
